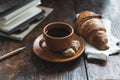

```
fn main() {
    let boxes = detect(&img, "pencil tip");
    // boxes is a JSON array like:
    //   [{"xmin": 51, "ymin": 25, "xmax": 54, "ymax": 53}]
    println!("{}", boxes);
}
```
[{"xmin": 21, "ymin": 47, "xmax": 26, "ymax": 50}]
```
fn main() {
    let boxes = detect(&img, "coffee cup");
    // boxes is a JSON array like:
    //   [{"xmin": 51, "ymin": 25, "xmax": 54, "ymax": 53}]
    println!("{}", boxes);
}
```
[{"xmin": 39, "ymin": 22, "xmax": 74, "ymax": 52}]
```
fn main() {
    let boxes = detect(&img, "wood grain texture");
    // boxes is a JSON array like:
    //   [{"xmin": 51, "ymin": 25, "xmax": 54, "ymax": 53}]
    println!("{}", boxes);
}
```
[
  {"xmin": 74, "ymin": 0, "xmax": 120, "ymax": 80},
  {"xmin": 0, "ymin": 0, "xmax": 87, "ymax": 80},
  {"xmin": 1, "ymin": 0, "xmax": 120, "ymax": 80},
  {"xmin": 0, "ymin": 0, "xmax": 10, "ymax": 5}
]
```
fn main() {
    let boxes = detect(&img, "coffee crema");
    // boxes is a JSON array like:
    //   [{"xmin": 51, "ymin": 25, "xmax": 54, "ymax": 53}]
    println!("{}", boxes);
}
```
[{"xmin": 46, "ymin": 28, "xmax": 70, "ymax": 37}]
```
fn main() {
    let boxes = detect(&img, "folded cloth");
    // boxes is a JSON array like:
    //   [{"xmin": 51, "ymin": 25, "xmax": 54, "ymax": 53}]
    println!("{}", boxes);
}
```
[{"xmin": 85, "ymin": 19, "xmax": 120, "ymax": 61}]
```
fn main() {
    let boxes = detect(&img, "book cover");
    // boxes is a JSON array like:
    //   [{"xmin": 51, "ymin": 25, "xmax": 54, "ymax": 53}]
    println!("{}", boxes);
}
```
[
  {"xmin": 0, "ymin": 6, "xmax": 54, "ymax": 41},
  {"xmin": 0, "ymin": 0, "xmax": 40, "ymax": 20},
  {"xmin": 0, "ymin": 6, "xmax": 42, "ymax": 32},
  {"xmin": 0, "ymin": 0, "xmax": 24, "ymax": 13},
  {"xmin": 0, "ymin": 0, "xmax": 40, "ymax": 25}
]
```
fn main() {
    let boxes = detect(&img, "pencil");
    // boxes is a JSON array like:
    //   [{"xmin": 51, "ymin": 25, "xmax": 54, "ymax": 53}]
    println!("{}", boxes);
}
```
[{"xmin": 0, "ymin": 47, "xmax": 26, "ymax": 62}]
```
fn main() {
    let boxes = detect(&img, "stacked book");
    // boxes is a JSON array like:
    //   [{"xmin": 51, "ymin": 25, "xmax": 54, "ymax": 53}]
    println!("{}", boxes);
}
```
[{"xmin": 0, "ymin": 0, "xmax": 46, "ymax": 40}]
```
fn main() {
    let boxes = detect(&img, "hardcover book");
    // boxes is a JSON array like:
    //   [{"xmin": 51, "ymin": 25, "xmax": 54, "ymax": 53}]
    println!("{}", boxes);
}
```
[
  {"xmin": 0, "ymin": 6, "xmax": 53, "ymax": 41},
  {"xmin": 0, "ymin": 0, "xmax": 40, "ymax": 20},
  {"xmin": 0, "ymin": 6, "xmax": 42, "ymax": 32}
]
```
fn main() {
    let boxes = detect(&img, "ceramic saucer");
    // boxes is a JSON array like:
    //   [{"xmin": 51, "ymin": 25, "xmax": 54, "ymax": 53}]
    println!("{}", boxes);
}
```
[{"xmin": 33, "ymin": 33, "xmax": 85, "ymax": 63}]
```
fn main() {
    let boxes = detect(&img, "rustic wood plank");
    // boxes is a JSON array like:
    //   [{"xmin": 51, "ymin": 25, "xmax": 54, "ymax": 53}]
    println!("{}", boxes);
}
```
[
  {"xmin": 74, "ymin": 0, "xmax": 106, "ymax": 14},
  {"xmin": 0, "ymin": 0, "xmax": 87, "ymax": 80},
  {"xmin": 0, "ymin": 0, "xmax": 10, "ymax": 5},
  {"xmin": 74, "ymin": 0, "xmax": 120, "ymax": 80}
]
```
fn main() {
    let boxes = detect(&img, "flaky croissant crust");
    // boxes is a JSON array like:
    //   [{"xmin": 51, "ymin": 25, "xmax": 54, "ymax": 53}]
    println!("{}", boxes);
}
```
[{"xmin": 76, "ymin": 11, "xmax": 109, "ymax": 50}]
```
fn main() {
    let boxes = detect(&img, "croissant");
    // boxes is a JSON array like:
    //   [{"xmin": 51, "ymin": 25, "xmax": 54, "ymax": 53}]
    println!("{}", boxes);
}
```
[{"xmin": 76, "ymin": 11, "xmax": 109, "ymax": 50}]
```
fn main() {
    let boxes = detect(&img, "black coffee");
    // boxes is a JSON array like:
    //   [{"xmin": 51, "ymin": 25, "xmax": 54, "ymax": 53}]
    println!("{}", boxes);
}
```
[{"xmin": 47, "ymin": 28, "xmax": 70, "ymax": 37}]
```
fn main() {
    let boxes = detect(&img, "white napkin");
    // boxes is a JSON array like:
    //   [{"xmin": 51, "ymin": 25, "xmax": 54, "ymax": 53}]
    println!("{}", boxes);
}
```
[{"xmin": 85, "ymin": 19, "xmax": 120, "ymax": 61}]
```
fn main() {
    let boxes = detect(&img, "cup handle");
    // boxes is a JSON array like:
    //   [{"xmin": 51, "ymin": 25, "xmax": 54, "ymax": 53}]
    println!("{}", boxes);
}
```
[{"xmin": 39, "ymin": 38, "xmax": 46, "ymax": 50}]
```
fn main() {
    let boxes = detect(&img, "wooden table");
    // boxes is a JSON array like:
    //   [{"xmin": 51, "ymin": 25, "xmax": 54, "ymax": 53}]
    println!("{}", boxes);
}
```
[{"xmin": 0, "ymin": 0, "xmax": 120, "ymax": 80}]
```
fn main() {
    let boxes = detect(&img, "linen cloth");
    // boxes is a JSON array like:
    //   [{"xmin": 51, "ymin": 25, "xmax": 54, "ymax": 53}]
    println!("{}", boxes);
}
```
[{"xmin": 85, "ymin": 19, "xmax": 120, "ymax": 61}]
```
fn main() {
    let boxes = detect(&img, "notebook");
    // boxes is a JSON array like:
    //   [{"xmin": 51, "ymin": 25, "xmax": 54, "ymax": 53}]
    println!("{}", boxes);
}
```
[
  {"xmin": 0, "ymin": 0, "xmax": 41, "ymax": 25},
  {"xmin": 0, "ymin": 0, "xmax": 25, "ymax": 13},
  {"xmin": 0, "ymin": 6, "xmax": 42, "ymax": 33},
  {"xmin": 0, "ymin": 6, "xmax": 54, "ymax": 41},
  {"xmin": 0, "ymin": 0, "xmax": 40, "ymax": 20}
]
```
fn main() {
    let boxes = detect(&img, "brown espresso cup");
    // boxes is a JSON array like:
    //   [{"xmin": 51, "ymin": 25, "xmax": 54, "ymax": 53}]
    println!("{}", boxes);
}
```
[{"xmin": 39, "ymin": 22, "xmax": 74, "ymax": 52}]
